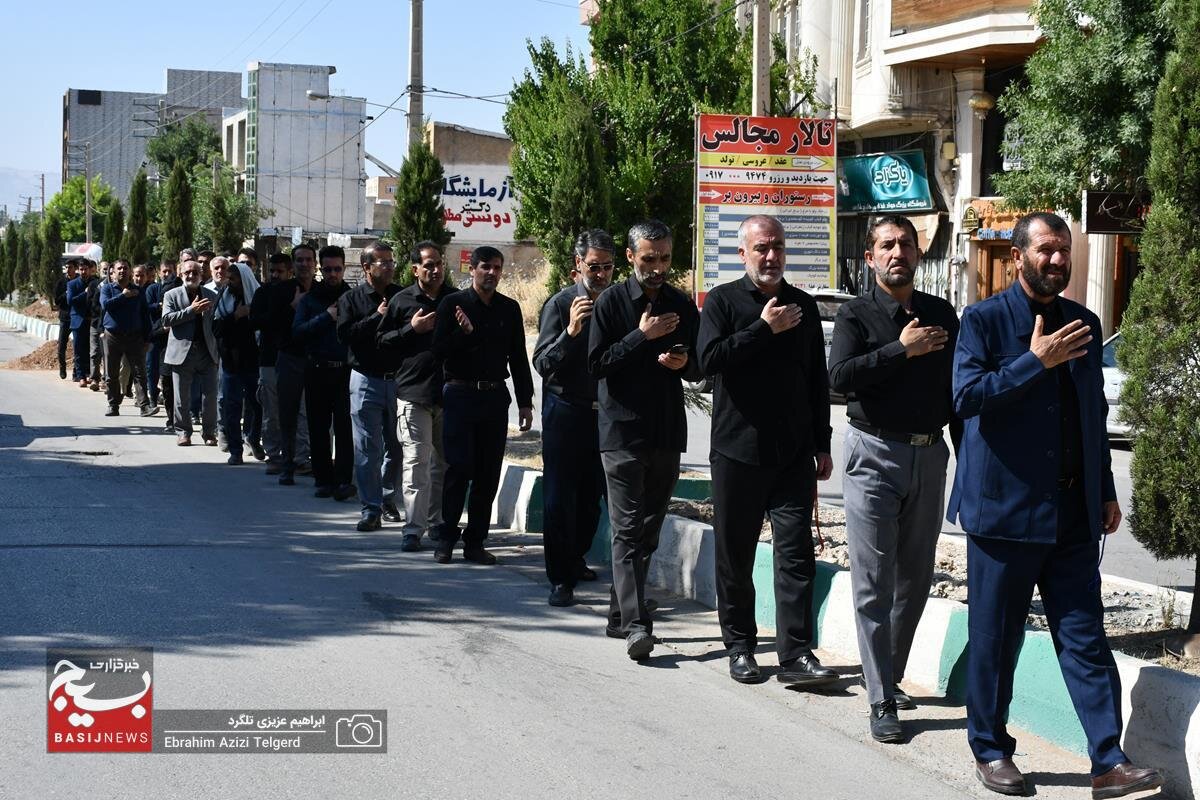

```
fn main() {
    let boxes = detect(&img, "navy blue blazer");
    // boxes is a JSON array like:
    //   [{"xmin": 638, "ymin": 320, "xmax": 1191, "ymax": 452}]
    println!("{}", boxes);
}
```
[{"xmin": 947, "ymin": 281, "xmax": 1116, "ymax": 543}]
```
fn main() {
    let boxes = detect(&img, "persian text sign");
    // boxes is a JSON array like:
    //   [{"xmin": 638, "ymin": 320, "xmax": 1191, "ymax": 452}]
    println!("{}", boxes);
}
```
[
  {"xmin": 441, "ymin": 165, "xmax": 519, "ymax": 243},
  {"xmin": 838, "ymin": 150, "xmax": 933, "ymax": 213},
  {"xmin": 695, "ymin": 114, "xmax": 837, "ymax": 303}
]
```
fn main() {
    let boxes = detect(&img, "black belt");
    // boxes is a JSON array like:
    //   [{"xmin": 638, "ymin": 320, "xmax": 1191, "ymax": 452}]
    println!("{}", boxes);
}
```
[
  {"xmin": 447, "ymin": 379, "xmax": 504, "ymax": 391},
  {"xmin": 354, "ymin": 367, "xmax": 400, "ymax": 380},
  {"xmin": 546, "ymin": 384, "xmax": 599, "ymax": 411},
  {"xmin": 1057, "ymin": 475, "xmax": 1081, "ymax": 489},
  {"xmin": 309, "ymin": 359, "xmax": 347, "ymax": 369},
  {"xmin": 850, "ymin": 419, "xmax": 942, "ymax": 447}
]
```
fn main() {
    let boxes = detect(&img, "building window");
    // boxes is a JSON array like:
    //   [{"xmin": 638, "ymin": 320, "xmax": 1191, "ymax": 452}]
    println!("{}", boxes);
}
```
[
  {"xmin": 77, "ymin": 89, "xmax": 101, "ymax": 106},
  {"xmin": 857, "ymin": 0, "xmax": 871, "ymax": 63}
]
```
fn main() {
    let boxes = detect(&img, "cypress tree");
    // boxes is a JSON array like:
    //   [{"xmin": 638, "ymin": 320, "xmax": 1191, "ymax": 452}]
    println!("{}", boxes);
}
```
[
  {"xmin": 106, "ymin": 198, "xmax": 124, "ymax": 266},
  {"xmin": 162, "ymin": 162, "xmax": 194, "ymax": 258},
  {"xmin": 41, "ymin": 211, "xmax": 64, "ymax": 301},
  {"xmin": 389, "ymin": 138, "xmax": 454, "ymax": 287},
  {"xmin": 124, "ymin": 171, "xmax": 150, "ymax": 264},
  {"xmin": 1118, "ymin": 0, "xmax": 1200, "ymax": 653}
]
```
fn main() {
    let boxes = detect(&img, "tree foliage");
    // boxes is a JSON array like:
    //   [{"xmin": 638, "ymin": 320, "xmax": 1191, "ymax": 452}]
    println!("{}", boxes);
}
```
[
  {"xmin": 40, "ymin": 210, "xmax": 64, "ymax": 301},
  {"xmin": 389, "ymin": 138, "xmax": 454, "ymax": 287},
  {"xmin": 1, "ymin": 224, "xmax": 17, "ymax": 298},
  {"xmin": 146, "ymin": 116, "xmax": 221, "ymax": 178},
  {"xmin": 123, "ymin": 171, "xmax": 150, "ymax": 264},
  {"xmin": 192, "ymin": 164, "xmax": 267, "ymax": 254},
  {"xmin": 44, "ymin": 175, "xmax": 114, "ymax": 243},
  {"xmin": 106, "ymin": 198, "xmax": 125, "ymax": 264},
  {"xmin": 1118, "ymin": 0, "xmax": 1200, "ymax": 626},
  {"xmin": 505, "ymin": 0, "xmax": 796, "ymax": 281},
  {"xmin": 161, "ymin": 162, "xmax": 194, "ymax": 260},
  {"xmin": 994, "ymin": 0, "xmax": 1172, "ymax": 215}
]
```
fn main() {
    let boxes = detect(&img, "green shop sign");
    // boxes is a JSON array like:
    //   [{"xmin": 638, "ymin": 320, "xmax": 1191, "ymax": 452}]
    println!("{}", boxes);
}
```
[{"xmin": 838, "ymin": 150, "xmax": 934, "ymax": 213}]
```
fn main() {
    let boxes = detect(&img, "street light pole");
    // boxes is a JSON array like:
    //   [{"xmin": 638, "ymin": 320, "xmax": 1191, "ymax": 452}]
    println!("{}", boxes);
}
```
[
  {"xmin": 408, "ymin": 0, "xmax": 425, "ymax": 149},
  {"xmin": 751, "ymin": 0, "xmax": 771, "ymax": 116}
]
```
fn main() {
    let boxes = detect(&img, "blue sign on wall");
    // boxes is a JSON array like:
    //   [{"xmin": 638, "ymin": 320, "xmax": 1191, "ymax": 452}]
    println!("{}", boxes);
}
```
[{"xmin": 838, "ymin": 150, "xmax": 934, "ymax": 213}]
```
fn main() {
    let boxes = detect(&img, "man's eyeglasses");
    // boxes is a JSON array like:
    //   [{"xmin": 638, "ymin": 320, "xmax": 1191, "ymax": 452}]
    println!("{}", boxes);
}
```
[
  {"xmin": 583, "ymin": 261, "xmax": 615, "ymax": 272},
  {"xmin": 372, "ymin": 260, "xmax": 397, "ymax": 269}
]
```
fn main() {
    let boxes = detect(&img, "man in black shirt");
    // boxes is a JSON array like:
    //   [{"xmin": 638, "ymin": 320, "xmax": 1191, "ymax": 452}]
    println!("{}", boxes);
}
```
[
  {"xmin": 267, "ymin": 243, "xmax": 316, "ymax": 485},
  {"xmin": 55, "ymin": 260, "xmax": 78, "ymax": 380},
  {"xmin": 378, "ymin": 241, "xmax": 455, "ymax": 550},
  {"xmin": 337, "ymin": 241, "xmax": 404, "ymax": 532},
  {"xmin": 252, "ymin": 252, "xmax": 292, "ymax": 471},
  {"xmin": 828, "ymin": 214, "xmax": 960, "ymax": 743},
  {"xmin": 431, "ymin": 245, "xmax": 534, "ymax": 565},
  {"xmin": 588, "ymin": 219, "xmax": 700, "ymax": 661},
  {"xmin": 697, "ymin": 214, "xmax": 835, "ymax": 687},
  {"xmin": 533, "ymin": 229, "xmax": 614, "ymax": 607}
]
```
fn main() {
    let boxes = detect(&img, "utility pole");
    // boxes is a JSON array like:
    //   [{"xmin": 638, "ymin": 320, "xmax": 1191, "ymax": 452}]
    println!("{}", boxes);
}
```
[
  {"xmin": 407, "ymin": 0, "xmax": 425, "ymax": 150},
  {"xmin": 751, "ymin": 0, "xmax": 771, "ymax": 116},
  {"xmin": 40, "ymin": 173, "xmax": 45, "ymax": 212},
  {"xmin": 83, "ymin": 142, "xmax": 93, "ymax": 243}
]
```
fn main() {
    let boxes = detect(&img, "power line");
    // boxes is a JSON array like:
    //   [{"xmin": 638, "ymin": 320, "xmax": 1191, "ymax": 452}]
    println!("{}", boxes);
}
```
[
  {"xmin": 273, "ymin": 90, "xmax": 408, "ymax": 178},
  {"xmin": 267, "ymin": 0, "xmax": 337, "ymax": 60}
]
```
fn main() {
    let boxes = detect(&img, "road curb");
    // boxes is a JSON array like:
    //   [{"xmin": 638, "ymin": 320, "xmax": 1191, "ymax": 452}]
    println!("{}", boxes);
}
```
[
  {"xmin": 0, "ymin": 308, "xmax": 60, "ymax": 342},
  {"xmin": 496, "ymin": 462, "xmax": 1200, "ymax": 798}
]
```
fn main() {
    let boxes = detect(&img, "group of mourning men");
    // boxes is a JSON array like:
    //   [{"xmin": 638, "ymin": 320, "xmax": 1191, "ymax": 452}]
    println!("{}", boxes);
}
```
[
  {"xmin": 533, "ymin": 212, "xmax": 1159, "ymax": 799},
  {"xmin": 51, "ymin": 209, "xmax": 1160, "ymax": 798}
]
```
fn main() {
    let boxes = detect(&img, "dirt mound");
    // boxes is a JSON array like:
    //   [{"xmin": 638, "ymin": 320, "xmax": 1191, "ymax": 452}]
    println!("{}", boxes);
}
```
[
  {"xmin": 21, "ymin": 300, "xmax": 59, "ymax": 322},
  {"xmin": 3, "ymin": 340, "xmax": 65, "ymax": 370}
]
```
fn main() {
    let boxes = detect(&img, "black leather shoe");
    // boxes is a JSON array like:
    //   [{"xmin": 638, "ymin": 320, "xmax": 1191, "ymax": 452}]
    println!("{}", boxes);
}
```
[
  {"xmin": 975, "ymin": 758, "xmax": 1027, "ymax": 795},
  {"xmin": 729, "ymin": 652, "xmax": 763, "ymax": 684},
  {"xmin": 859, "ymin": 677, "xmax": 916, "ymax": 710},
  {"xmin": 400, "ymin": 534, "xmax": 422, "ymax": 552},
  {"xmin": 605, "ymin": 624, "xmax": 624, "ymax": 639},
  {"xmin": 355, "ymin": 511, "xmax": 381, "ymax": 532},
  {"xmin": 462, "ymin": 546, "xmax": 497, "ymax": 565},
  {"xmin": 333, "ymin": 484, "xmax": 356, "ymax": 502},
  {"xmin": 434, "ymin": 542, "xmax": 453, "ymax": 564},
  {"xmin": 381, "ymin": 502, "xmax": 402, "ymax": 522},
  {"xmin": 265, "ymin": 462, "xmax": 283, "ymax": 475},
  {"xmin": 870, "ymin": 699, "xmax": 905, "ymax": 743},
  {"xmin": 226, "ymin": 454, "xmax": 244, "ymax": 465},
  {"xmin": 278, "ymin": 472, "xmax": 295, "ymax": 486},
  {"xmin": 777, "ymin": 650, "xmax": 837, "ymax": 687},
  {"xmin": 105, "ymin": 407, "xmax": 119, "ymax": 417},
  {"xmin": 548, "ymin": 584, "xmax": 574, "ymax": 607},
  {"xmin": 576, "ymin": 566, "xmax": 598, "ymax": 582},
  {"xmin": 1091, "ymin": 763, "xmax": 1163, "ymax": 800},
  {"xmin": 250, "ymin": 443, "xmax": 267, "ymax": 461},
  {"xmin": 314, "ymin": 485, "xmax": 334, "ymax": 498},
  {"xmin": 626, "ymin": 631, "xmax": 654, "ymax": 661}
]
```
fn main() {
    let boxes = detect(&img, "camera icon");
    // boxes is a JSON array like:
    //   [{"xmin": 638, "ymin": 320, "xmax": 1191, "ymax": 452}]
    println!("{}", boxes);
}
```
[{"xmin": 335, "ymin": 714, "xmax": 383, "ymax": 748}]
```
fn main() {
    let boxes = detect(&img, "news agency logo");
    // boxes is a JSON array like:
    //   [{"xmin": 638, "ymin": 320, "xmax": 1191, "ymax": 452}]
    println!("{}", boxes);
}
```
[{"xmin": 46, "ymin": 647, "xmax": 153, "ymax": 753}]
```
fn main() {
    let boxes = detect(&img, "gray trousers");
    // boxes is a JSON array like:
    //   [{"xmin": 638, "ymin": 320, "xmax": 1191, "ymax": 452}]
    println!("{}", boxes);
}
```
[
  {"xmin": 398, "ymin": 399, "xmax": 445, "ymax": 538},
  {"xmin": 843, "ymin": 426, "xmax": 950, "ymax": 705},
  {"xmin": 258, "ymin": 365, "xmax": 282, "ymax": 461},
  {"xmin": 171, "ymin": 346, "xmax": 219, "ymax": 439}
]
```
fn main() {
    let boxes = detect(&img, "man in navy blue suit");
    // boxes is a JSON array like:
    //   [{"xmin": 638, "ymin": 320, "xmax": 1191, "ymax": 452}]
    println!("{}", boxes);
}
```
[{"xmin": 949, "ymin": 212, "xmax": 1161, "ymax": 799}]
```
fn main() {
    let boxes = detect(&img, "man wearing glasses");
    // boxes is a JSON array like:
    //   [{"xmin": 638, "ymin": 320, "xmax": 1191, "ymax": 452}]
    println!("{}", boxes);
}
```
[
  {"xmin": 533, "ymin": 229, "xmax": 614, "ymax": 607},
  {"xmin": 292, "ymin": 245, "xmax": 355, "ymax": 503},
  {"xmin": 338, "ymin": 241, "xmax": 405, "ymax": 532}
]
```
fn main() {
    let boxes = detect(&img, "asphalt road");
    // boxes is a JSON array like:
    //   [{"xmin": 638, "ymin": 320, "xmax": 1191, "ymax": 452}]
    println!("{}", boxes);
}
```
[{"xmin": 0, "ymin": 325, "xmax": 1099, "ymax": 798}]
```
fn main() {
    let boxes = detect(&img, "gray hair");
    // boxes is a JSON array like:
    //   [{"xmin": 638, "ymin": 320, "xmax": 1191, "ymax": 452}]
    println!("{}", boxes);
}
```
[
  {"xmin": 179, "ymin": 248, "xmax": 198, "ymax": 261},
  {"xmin": 209, "ymin": 255, "xmax": 231, "ymax": 271},
  {"xmin": 626, "ymin": 219, "xmax": 672, "ymax": 254},
  {"xmin": 737, "ymin": 214, "xmax": 784, "ymax": 249},
  {"xmin": 574, "ymin": 229, "xmax": 615, "ymax": 259}
]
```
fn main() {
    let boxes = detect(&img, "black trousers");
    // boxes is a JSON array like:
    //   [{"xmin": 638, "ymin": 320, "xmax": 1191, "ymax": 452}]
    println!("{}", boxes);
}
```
[
  {"xmin": 541, "ymin": 392, "xmax": 605, "ymax": 587},
  {"xmin": 602, "ymin": 447, "xmax": 680, "ymax": 635},
  {"xmin": 57, "ymin": 316, "xmax": 71, "ymax": 375},
  {"xmin": 438, "ymin": 383, "xmax": 509, "ymax": 547},
  {"xmin": 304, "ymin": 364, "xmax": 353, "ymax": 488},
  {"xmin": 711, "ymin": 451, "xmax": 817, "ymax": 664},
  {"xmin": 276, "ymin": 352, "xmax": 307, "ymax": 473},
  {"xmin": 102, "ymin": 331, "xmax": 148, "ymax": 410}
]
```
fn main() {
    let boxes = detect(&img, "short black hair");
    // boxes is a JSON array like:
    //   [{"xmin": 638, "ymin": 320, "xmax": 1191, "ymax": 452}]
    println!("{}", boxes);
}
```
[
  {"xmin": 318, "ymin": 244, "xmax": 345, "ymax": 264},
  {"xmin": 470, "ymin": 245, "xmax": 504, "ymax": 268},
  {"xmin": 410, "ymin": 240, "xmax": 442, "ymax": 264},
  {"xmin": 627, "ymin": 219, "xmax": 672, "ymax": 254},
  {"xmin": 1012, "ymin": 212, "xmax": 1071, "ymax": 252},
  {"xmin": 238, "ymin": 246, "xmax": 258, "ymax": 263},
  {"xmin": 574, "ymin": 229, "xmax": 615, "ymax": 260},
  {"xmin": 197, "ymin": 249, "xmax": 216, "ymax": 260},
  {"xmin": 360, "ymin": 240, "xmax": 393, "ymax": 267},
  {"xmin": 268, "ymin": 251, "xmax": 292, "ymax": 265},
  {"xmin": 865, "ymin": 215, "xmax": 920, "ymax": 250},
  {"xmin": 291, "ymin": 242, "xmax": 317, "ymax": 260}
]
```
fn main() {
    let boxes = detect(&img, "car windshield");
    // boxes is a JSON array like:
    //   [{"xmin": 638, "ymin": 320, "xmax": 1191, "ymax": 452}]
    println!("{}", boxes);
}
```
[{"xmin": 1102, "ymin": 333, "xmax": 1120, "ymax": 368}]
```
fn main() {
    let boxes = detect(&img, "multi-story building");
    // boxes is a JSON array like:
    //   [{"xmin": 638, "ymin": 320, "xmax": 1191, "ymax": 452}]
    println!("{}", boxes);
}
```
[
  {"xmin": 62, "ymin": 69, "xmax": 243, "ymax": 201},
  {"xmin": 223, "ymin": 62, "xmax": 367, "ymax": 238}
]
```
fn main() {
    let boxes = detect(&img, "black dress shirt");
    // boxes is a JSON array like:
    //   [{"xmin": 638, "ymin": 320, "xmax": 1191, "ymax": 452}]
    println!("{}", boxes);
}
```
[
  {"xmin": 54, "ymin": 277, "xmax": 71, "ymax": 319},
  {"xmin": 249, "ymin": 282, "xmax": 276, "ymax": 365},
  {"xmin": 828, "ymin": 284, "xmax": 962, "ymax": 444},
  {"xmin": 1029, "ymin": 297, "xmax": 1084, "ymax": 482},
  {"xmin": 697, "ymin": 276, "xmax": 832, "ymax": 465},
  {"xmin": 266, "ymin": 278, "xmax": 311, "ymax": 359},
  {"xmin": 378, "ymin": 282, "xmax": 456, "ymax": 404},
  {"xmin": 533, "ymin": 282, "xmax": 598, "ymax": 405},
  {"xmin": 587, "ymin": 275, "xmax": 701, "ymax": 452},
  {"xmin": 337, "ymin": 280, "xmax": 403, "ymax": 375},
  {"xmin": 431, "ymin": 287, "xmax": 534, "ymax": 408}
]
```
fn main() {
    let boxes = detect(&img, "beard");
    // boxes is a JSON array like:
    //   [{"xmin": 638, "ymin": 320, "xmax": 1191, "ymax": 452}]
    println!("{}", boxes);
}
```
[
  {"xmin": 1020, "ymin": 253, "xmax": 1070, "ymax": 297},
  {"xmin": 582, "ymin": 274, "xmax": 609, "ymax": 295},
  {"xmin": 872, "ymin": 261, "xmax": 913, "ymax": 288},
  {"xmin": 748, "ymin": 265, "xmax": 782, "ymax": 286}
]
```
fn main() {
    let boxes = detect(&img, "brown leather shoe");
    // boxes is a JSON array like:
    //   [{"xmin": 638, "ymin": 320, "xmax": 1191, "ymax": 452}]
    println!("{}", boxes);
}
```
[
  {"xmin": 1091, "ymin": 763, "xmax": 1163, "ymax": 800},
  {"xmin": 975, "ymin": 758, "xmax": 1027, "ymax": 796},
  {"xmin": 176, "ymin": 435, "xmax": 192, "ymax": 447}
]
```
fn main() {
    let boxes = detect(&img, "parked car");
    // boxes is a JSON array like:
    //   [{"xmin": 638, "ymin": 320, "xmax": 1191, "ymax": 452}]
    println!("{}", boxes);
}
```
[{"xmin": 1101, "ymin": 331, "xmax": 1130, "ymax": 440}]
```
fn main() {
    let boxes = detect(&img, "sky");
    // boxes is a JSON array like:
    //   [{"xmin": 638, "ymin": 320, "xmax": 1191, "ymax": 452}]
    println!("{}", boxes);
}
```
[{"xmin": 0, "ymin": 0, "xmax": 590, "ymax": 221}]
